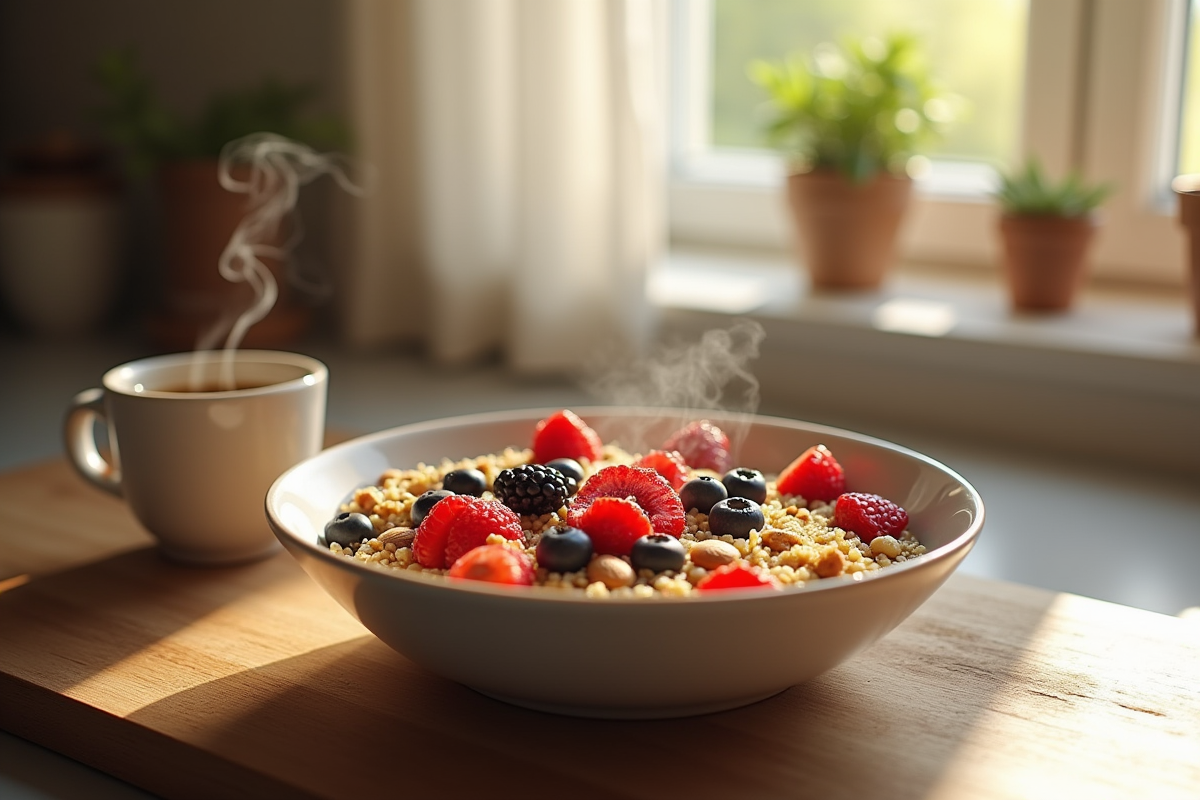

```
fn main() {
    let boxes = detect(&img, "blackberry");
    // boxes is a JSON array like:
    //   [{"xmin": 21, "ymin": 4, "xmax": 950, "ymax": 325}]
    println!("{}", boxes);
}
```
[{"xmin": 494, "ymin": 464, "xmax": 571, "ymax": 515}]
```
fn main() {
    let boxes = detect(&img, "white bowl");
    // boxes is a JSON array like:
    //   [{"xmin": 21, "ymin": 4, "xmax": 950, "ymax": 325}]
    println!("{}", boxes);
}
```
[{"xmin": 266, "ymin": 408, "xmax": 984, "ymax": 718}]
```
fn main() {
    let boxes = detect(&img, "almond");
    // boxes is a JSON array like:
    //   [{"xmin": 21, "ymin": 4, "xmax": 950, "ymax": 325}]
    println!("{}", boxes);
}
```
[
  {"xmin": 689, "ymin": 539, "xmax": 740, "ymax": 570},
  {"xmin": 587, "ymin": 555, "xmax": 635, "ymax": 589},
  {"xmin": 378, "ymin": 527, "xmax": 416, "ymax": 548},
  {"xmin": 760, "ymin": 528, "xmax": 803, "ymax": 552}
]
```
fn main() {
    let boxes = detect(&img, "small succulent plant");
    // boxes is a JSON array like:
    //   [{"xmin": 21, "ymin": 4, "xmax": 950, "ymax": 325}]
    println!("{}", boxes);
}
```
[{"xmin": 995, "ymin": 158, "xmax": 1112, "ymax": 217}]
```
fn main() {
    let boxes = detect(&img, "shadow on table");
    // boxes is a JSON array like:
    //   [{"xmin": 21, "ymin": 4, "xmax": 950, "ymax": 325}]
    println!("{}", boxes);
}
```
[
  {"xmin": 0, "ymin": 546, "xmax": 297, "ymax": 695},
  {"xmin": 123, "ymin": 579, "xmax": 1059, "ymax": 800}
]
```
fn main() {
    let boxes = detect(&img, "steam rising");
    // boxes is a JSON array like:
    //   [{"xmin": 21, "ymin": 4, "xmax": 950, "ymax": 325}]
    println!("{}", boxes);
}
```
[
  {"xmin": 583, "ymin": 320, "xmax": 766, "ymax": 452},
  {"xmin": 199, "ymin": 132, "xmax": 364, "ymax": 387}
]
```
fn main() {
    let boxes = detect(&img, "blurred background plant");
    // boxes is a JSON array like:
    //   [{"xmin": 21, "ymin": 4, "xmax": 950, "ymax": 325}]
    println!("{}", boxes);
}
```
[
  {"xmin": 748, "ymin": 31, "xmax": 958, "ymax": 182},
  {"xmin": 93, "ymin": 47, "xmax": 348, "ymax": 177},
  {"xmin": 995, "ymin": 157, "xmax": 1113, "ymax": 218}
]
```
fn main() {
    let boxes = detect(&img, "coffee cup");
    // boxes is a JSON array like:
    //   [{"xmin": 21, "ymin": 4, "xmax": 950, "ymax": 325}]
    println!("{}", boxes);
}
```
[{"xmin": 64, "ymin": 349, "xmax": 327, "ymax": 565}]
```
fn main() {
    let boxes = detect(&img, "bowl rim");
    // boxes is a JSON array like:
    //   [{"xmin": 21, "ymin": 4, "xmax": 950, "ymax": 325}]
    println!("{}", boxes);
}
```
[{"xmin": 266, "ymin": 406, "xmax": 985, "ymax": 606}]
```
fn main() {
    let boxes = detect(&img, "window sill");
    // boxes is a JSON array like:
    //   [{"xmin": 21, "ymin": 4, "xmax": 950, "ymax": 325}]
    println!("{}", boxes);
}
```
[{"xmin": 652, "ymin": 245, "xmax": 1200, "ymax": 476}]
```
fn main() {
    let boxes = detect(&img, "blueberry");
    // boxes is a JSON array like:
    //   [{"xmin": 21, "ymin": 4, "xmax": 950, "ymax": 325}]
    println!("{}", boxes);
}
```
[
  {"xmin": 442, "ymin": 468, "xmax": 487, "ymax": 496},
  {"xmin": 544, "ymin": 458, "xmax": 583, "ymax": 495},
  {"xmin": 411, "ymin": 489, "xmax": 453, "ymax": 526},
  {"xmin": 536, "ymin": 526, "xmax": 593, "ymax": 573},
  {"xmin": 707, "ymin": 497, "xmax": 765, "ymax": 539},
  {"xmin": 722, "ymin": 467, "xmax": 767, "ymax": 505},
  {"xmin": 324, "ymin": 511, "xmax": 375, "ymax": 547},
  {"xmin": 678, "ymin": 475, "xmax": 728, "ymax": 513},
  {"xmin": 630, "ymin": 533, "xmax": 686, "ymax": 573}
]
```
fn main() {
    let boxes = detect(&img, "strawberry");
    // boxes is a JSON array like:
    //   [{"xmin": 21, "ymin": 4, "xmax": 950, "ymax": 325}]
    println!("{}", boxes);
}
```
[
  {"xmin": 634, "ymin": 449, "xmax": 689, "ymax": 491},
  {"xmin": 413, "ymin": 494, "xmax": 524, "ymax": 569},
  {"xmin": 832, "ymin": 492, "xmax": 908, "ymax": 543},
  {"xmin": 662, "ymin": 420, "xmax": 731, "ymax": 473},
  {"xmin": 532, "ymin": 410, "xmax": 603, "ymax": 464},
  {"xmin": 776, "ymin": 444, "xmax": 845, "ymax": 502},
  {"xmin": 567, "ymin": 464, "xmax": 685, "ymax": 539},
  {"xmin": 578, "ymin": 497, "xmax": 653, "ymax": 557},
  {"xmin": 447, "ymin": 544, "xmax": 535, "ymax": 585},
  {"xmin": 696, "ymin": 562, "xmax": 780, "ymax": 591}
]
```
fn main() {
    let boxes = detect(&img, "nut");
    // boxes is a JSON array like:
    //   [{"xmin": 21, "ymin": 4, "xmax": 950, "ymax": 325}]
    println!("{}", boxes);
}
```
[
  {"xmin": 870, "ymin": 535, "xmax": 902, "ymax": 559},
  {"xmin": 587, "ymin": 555, "xmax": 635, "ymax": 589},
  {"xmin": 378, "ymin": 527, "xmax": 417, "ymax": 548},
  {"xmin": 760, "ymin": 528, "xmax": 803, "ymax": 552},
  {"xmin": 814, "ymin": 546, "xmax": 846, "ymax": 578},
  {"xmin": 689, "ymin": 539, "xmax": 740, "ymax": 570}
]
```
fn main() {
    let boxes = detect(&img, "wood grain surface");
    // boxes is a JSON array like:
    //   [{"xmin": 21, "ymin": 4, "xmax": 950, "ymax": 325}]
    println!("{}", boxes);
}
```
[{"xmin": 1, "ymin": 459, "xmax": 1198, "ymax": 800}]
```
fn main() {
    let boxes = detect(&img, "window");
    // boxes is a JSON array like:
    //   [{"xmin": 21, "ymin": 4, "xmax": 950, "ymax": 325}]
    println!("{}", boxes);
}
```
[{"xmin": 670, "ymin": 0, "xmax": 1193, "ymax": 287}]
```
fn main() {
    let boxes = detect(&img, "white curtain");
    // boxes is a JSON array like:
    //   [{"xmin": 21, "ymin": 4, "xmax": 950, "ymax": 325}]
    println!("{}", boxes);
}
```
[{"xmin": 340, "ymin": 0, "xmax": 666, "ymax": 373}]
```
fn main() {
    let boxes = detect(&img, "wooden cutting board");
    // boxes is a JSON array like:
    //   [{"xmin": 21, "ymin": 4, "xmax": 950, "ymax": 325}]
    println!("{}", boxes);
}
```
[{"xmin": 1, "ymin": 459, "xmax": 1198, "ymax": 800}]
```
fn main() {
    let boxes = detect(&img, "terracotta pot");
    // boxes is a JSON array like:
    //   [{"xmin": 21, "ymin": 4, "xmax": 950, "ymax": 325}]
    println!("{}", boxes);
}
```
[
  {"xmin": 148, "ymin": 159, "xmax": 309, "ymax": 349},
  {"xmin": 1172, "ymin": 175, "xmax": 1200, "ymax": 337},
  {"xmin": 998, "ymin": 214, "xmax": 1097, "ymax": 312},
  {"xmin": 786, "ymin": 170, "xmax": 912, "ymax": 290}
]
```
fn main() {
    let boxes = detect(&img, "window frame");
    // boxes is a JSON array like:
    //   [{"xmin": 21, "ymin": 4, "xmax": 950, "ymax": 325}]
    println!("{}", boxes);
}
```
[{"xmin": 668, "ymin": 0, "xmax": 1191, "ymax": 287}]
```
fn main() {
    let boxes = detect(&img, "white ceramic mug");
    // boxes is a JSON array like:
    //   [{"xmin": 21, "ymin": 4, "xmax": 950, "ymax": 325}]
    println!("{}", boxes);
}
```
[{"xmin": 64, "ymin": 350, "xmax": 328, "ymax": 565}]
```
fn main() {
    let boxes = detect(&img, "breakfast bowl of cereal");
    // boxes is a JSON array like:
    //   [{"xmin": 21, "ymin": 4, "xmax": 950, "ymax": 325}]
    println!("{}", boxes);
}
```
[{"xmin": 266, "ymin": 407, "xmax": 983, "ymax": 718}]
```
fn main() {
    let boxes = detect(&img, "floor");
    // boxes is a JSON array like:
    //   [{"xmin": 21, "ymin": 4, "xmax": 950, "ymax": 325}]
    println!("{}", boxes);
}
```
[{"xmin": 1, "ymin": 326, "xmax": 1199, "ymax": 800}]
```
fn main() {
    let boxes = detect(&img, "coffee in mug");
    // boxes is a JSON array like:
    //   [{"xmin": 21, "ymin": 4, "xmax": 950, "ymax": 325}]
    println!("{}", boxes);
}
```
[{"xmin": 64, "ymin": 350, "xmax": 328, "ymax": 565}]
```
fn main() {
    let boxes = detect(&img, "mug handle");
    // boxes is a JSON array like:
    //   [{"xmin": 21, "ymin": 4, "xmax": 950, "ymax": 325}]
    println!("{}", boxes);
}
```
[{"xmin": 63, "ymin": 387, "xmax": 123, "ymax": 497}]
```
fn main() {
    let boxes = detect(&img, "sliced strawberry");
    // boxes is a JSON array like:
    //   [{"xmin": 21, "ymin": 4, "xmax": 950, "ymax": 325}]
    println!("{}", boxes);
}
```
[
  {"xmin": 832, "ymin": 492, "xmax": 908, "ymax": 543},
  {"xmin": 413, "ymin": 494, "xmax": 524, "ymax": 569},
  {"xmin": 696, "ymin": 562, "xmax": 780, "ymax": 591},
  {"xmin": 776, "ymin": 444, "xmax": 845, "ymax": 502},
  {"xmin": 567, "ymin": 464, "xmax": 685, "ymax": 539},
  {"xmin": 578, "ymin": 497, "xmax": 653, "ymax": 556},
  {"xmin": 447, "ymin": 544, "xmax": 535, "ymax": 585},
  {"xmin": 532, "ymin": 410, "xmax": 603, "ymax": 464},
  {"xmin": 662, "ymin": 420, "xmax": 731, "ymax": 473},
  {"xmin": 634, "ymin": 449, "xmax": 688, "ymax": 491}
]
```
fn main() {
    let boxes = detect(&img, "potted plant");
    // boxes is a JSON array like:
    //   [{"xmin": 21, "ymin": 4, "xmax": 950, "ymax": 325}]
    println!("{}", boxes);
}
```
[
  {"xmin": 994, "ymin": 158, "xmax": 1112, "ymax": 312},
  {"xmin": 93, "ymin": 48, "xmax": 347, "ymax": 348},
  {"xmin": 750, "ymin": 32, "xmax": 954, "ymax": 290}
]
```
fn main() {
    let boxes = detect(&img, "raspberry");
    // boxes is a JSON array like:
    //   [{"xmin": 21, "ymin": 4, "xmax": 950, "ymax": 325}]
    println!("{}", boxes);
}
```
[
  {"xmin": 832, "ymin": 492, "xmax": 908, "ymax": 543},
  {"xmin": 447, "ymin": 544, "xmax": 535, "ymax": 585},
  {"xmin": 413, "ymin": 494, "xmax": 524, "ymax": 568},
  {"xmin": 633, "ymin": 449, "xmax": 688, "ymax": 491},
  {"xmin": 696, "ymin": 562, "xmax": 780, "ymax": 591},
  {"xmin": 532, "ymin": 410, "xmax": 603, "ymax": 464},
  {"xmin": 567, "ymin": 464, "xmax": 685, "ymax": 540},
  {"xmin": 662, "ymin": 420, "xmax": 731, "ymax": 473},
  {"xmin": 776, "ymin": 444, "xmax": 845, "ymax": 502},
  {"xmin": 578, "ymin": 497, "xmax": 653, "ymax": 557},
  {"xmin": 493, "ymin": 464, "xmax": 571, "ymax": 515}
]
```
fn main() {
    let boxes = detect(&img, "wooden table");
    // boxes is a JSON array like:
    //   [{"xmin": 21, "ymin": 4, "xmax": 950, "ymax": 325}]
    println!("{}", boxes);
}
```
[{"xmin": 0, "ymin": 458, "xmax": 1197, "ymax": 800}]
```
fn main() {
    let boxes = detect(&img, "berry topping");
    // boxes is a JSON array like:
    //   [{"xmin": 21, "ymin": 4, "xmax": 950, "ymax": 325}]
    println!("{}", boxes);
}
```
[
  {"xmin": 833, "ymin": 492, "xmax": 909, "ymax": 543},
  {"xmin": 411, "ymin": 489, "xmax": 453, "ymax": 527},
  {"xmin": 442, "ymin": 468, "xmax": 488, "ymax": 497},
  {"xmin": 707, "ymin": 497, "xmax": 765, "ymax": 539},
  {"xmin": 544, "ymin": 458, "xmax": 584, "ymax": 494},
  {"xmin": 535, "ymin": 526, "xmax": 594, "ymax": 573},
  {"xmin": 447, "ymin": 545, "xmax": 535, "ymax": 585},
  {"xmin": 567, "ymin": 464, "xmax": 685, "ymax": 539},
  {"xmin": 722, "ymin": 467, "xmax": 768, "ymax": 505},
  {"xmin": 532, "ymin": 410, "xmax": 603, "ymax": 464},
  {"xmin": 412, "ymin": 494, "xmax": 524, "ymax": 569},
  {"xmin": 776, "ymin": 444, "xmax": 845, "ymax": 502},
  {"xmin": 696, "ymin": 562, "xmax": 781, "ymax": 591},
  {"xmin": 634, "ymin": 449, "xmax": 689, "ymax": 491},
  {"xmin": 678, "ymin": 475, "xmax": 728, "ymax": 514},
  {"xmin": 630, "ymin": 533, "xmax": 686, "ymax": 573},
  {"xmin": 324, "ymin": 511, "xmax": 374, "ymax": 547},
  {"xmin": 662, "ymin": 419, "xmax": 731, "ymax": 473},
  {"xmin": 493, "ymin": 464, "xmax": 571, "ymax": 515},
  {"xmin": 577, "ymin": 497, "xmax": 654, "ymax": 557}
]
